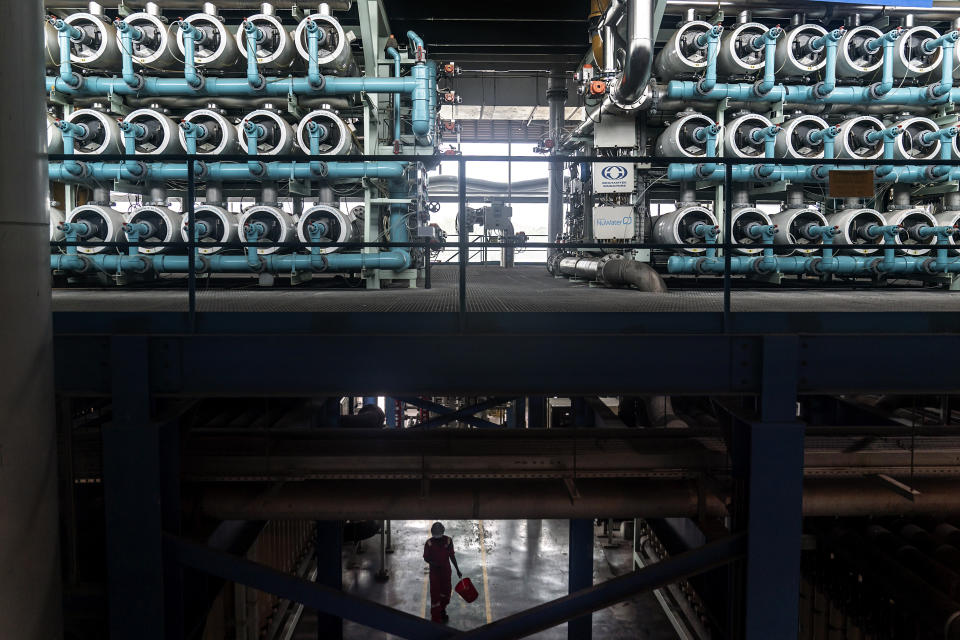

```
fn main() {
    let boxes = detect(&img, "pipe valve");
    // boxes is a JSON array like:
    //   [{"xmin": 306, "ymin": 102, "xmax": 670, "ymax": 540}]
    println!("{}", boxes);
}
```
[
  {"xmin": 694, "ymin": 24, "xmax": 724, "ymax": 49},
  {"xmin": 922, "ymin": 30, "xmax": 960, "ymax": 54},
  {"xmin": 865, "ymin": 27, "xmax": 903, "ymax": 53},
  {"xmin": 809, "ymin": 27, "xmax": 845, "ymax": 52},
  {"xmin": 751, "ymin": 25, "xmax": 783, "ymax": 51}
]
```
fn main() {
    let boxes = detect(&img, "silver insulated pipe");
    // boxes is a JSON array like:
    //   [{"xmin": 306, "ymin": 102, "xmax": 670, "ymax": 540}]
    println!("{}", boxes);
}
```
[{"xmin": 612, "ymin": 0, "xmax": 655, "ymax": 104}]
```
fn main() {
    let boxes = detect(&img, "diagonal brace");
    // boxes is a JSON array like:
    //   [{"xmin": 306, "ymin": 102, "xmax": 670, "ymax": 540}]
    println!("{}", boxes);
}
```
[
  {"xmin": 164, "ymin": 534, "xmax": 458, "ymax": 640},
  {"xmin": 457, "ymin": 534, "xmax": 746, "ymax": 640},
  {"xmin": 396, "ymin": 396, "xmax": 501, "ymax": 429},
  {"xmin": 408, "ymin": 397, "xmax": 517, "ymax": 429}
]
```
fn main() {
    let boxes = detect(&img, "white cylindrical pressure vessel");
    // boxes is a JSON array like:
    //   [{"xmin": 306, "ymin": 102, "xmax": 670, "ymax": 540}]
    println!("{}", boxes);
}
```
[
  {"xmin": 175, "ymin": 12, "xmax": 241, "ymax": 69},
  {"xmin": 44, "ymin": 20, "xmax": 60, "ymax": 68},
  {"xmin": 295, "ymin": 108, "xmax": 357, "ymax": 155},
  {"xmin": 774, "ymin": 114, "xmax": 828, "ymax": 159},
  {"xmin": 935, "ymin": 207, "xmax": 960, "ymax": 255},
  {"xmin": 64, "ymin": 12, "xmax": 122, "ymax": 69},
  {"xmin": 723, "ymin": 113, "xmax": 773, "ymax": 159},
  {"xmin": 888, "ymin": 116, "xmax": 941, "ymax": 161},
  {"xmin": 652, "ymin": 205, "xmax": 718, "ymax": 255},
  {"xmin": 65, "ymin": 109, "xmax": 123, "ymax": 155},
  {"xmin": 653, "ymin": 20, "xmax": 716, "ymax": 80},
  {"xmin": 730, "ymin": 207, "xmax": 773, "ymax": 255},
  {"xmin": 893, "ymin": 26, "xmax": 942, "ymax": 78},
  {"xmin": 126, "ymin": 205, "xmax": 184, "ymax": 254},
  {"xmin": 774, "ymin": 23, "xmax": 828, "ymax": 77},
  {"xmin": 46, "ymin": 114, "xmax": 63, "ymax": 155},
  {"xmin": 296, "ymin": 204, "xmax": 360, "ymax": 253},
  {"xmin": 826, "ymin": 207, "xmax": 886, "ymax": 255},
  {"xmin": 179, "ymin": 109, "xmax": 240, "ymax": 155},
  {"xmin": 717, "ymin": 21, "xmax": 768, "ymax": 76},
  {"xmin": 65, "ymin": 204, "xmax": 126, "ymax": 254},
  {"xmin": 655, "ymin": 112, "xmax": 715, "ymax": 158},
  {"xmin": 884, "ymin": 208, "xmax": 938, "ymax": 256},
  {"xmin": 769, "ymin": 207, "xmax": 829, "ymax": 256},
  {"xmin": 835, "ymin": 115, "xmax": 884, "ymax": 160},
  {"xmin": 117, "ymin": 12, "xmax": 180, "ymax": 70},
  {"xmin": 238, "ymin": 205, "xmax": 296, "ymax": 255},
  {"xmin": 238, "ymin": 109, "xmax": 297, "ymax": 156},
  {"xmin": 235, "ymin": 12, "xmax": 298, "ymax": 69},
  {"xmin": 181, "ymin": 205, "xmax": 239, "ymax": 255},
  {"xmin": 294, "ymin": 14, "xmax": 357, "ymax": 75},
  {"xmin": 835, "ymin": 25, "xmax": 884, "ymax": 78},
  {"xmin": 50, "ymin": 203, "xmax": 66, "ymax": 243},
  {"xmin": 123, "ymin": 109, "xmax": 185, "ymax": 155}
]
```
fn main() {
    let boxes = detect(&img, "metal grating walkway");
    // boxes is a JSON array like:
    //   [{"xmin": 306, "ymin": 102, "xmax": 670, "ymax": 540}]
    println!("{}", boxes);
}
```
[{"xmin": 51, "ymin": 265, "xmax": 960, "ymax": 313}]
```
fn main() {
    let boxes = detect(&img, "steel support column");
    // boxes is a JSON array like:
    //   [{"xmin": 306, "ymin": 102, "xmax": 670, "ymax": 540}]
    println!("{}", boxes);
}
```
[
  {"xmin": 569, "ymin": 519, "xmax": 594, "ymax": 639},
  {"xmin": 528, "ymin": 397, "xmax": 547, "ymax": 429},
  {"xmin": 547, "ymin": 73, "xmax": 567, "ymax": 251},
  {"xmin": 0, "ymin": 0, "xmax": 61, "ymax": 637},
  {"xmin": 731, "ymin": 336, "xmax": 804, "ymax": 639},
  {"xmin": 316, "ymin": 521, "xmax": 344, "ymax": 639},
  {"xmin": 102, "ymin": 336, "xmax": 166, "ymax": 639}
]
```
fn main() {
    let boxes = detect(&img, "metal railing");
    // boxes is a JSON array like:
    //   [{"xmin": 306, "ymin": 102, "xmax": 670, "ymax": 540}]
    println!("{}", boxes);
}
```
[{"xmin": 48, "ymin": 152, "xmax": 960, "ymax": 331}]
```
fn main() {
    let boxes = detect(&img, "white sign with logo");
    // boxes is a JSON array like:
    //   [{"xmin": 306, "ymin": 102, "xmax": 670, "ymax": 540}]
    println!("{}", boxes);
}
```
[
  {"xmin": 592, "ymin": 206, "xmax": 635, "ymax": 240},
  {"xmin": 593, "ymin": 162, "xmax": 634, "ymax": 193}
]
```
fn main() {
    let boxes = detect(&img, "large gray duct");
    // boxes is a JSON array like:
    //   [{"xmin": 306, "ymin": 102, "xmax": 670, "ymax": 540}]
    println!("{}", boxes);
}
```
[
  {"xmin": 0, "ymin": 0, "xmax": 61, "ymax": 638},
  {"xmin": 612, "ymin": 0, "xmax": 655, "ymax": 104}
]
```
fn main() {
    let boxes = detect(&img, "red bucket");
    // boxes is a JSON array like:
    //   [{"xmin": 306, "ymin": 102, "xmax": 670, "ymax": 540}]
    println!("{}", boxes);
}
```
[{"xmin": 455, "ymin": 577, "xmax": 479, "ymax": 603}]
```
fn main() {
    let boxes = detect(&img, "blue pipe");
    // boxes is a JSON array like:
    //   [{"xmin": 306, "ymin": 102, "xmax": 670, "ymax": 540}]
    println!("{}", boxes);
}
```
[
  {"xmin": 48, "ymin": 160, "xmax": 407, "ymax": 182},
  {"xmin": 386, "ymin": 46, "xmax": 402, "ymax": 144},
  {"xmin": 55, "ymin": 120, "xmax": 86, "ymax": 177},
  {"xmin": 175, "ymin": 20, "xmax": 205, "ymax": 90},
  {"xmin": 306, "ymin": 120, "xmax": 328, "ymax": 176},
  {"xmin": 410, "ymin": 62, "xmax": 431, "ymax": 142},
  {"xmin": 810, "ymin": 28, "xmax": 844, "ymax": 98},
  {"xmin": 749, "ymin": 125, "xmax": 781, "ymax": 159},
  {"xmin": 50, "ymin": 18, "xmax": 82, "ymax": 88},
  {"xmin": 427, "ymin": 60, "xmax": 438, "ymax": 137},
  {"xmin": 46, "ymin": 74, "xmax": 420, "ymax": 97},
  {"xmin": 51, "ymin": 251, "xmax": 412, "ymax": 274},
  {"xmin": 305, "ymin": 18, "xmax": 326, "ymax": 90},
  {"xmin": 243, "ymin": 20, "xmax": 265, "ymax": 89},
  {"xmin": 928, "ymin": 31, "xmax": 960, "ymax": 98},
  {"xmin": 114, "ymin": 20, "xmax": 145, "ymax": 89},
  {"xmin": 870, "ymin": 28, "xmax": 903, "ymax": 98},
  {"xmin": 695, "ymin": 25, "xmax": 723, "ymax": 94},
  {"xmin": 868, "ymin": 126, "xmax": 904, "ymax": 178},
  {"xmin": 244, "ymin": 120, "xmax": 265, "ymax": 174},
  {"xmin": 691, "ymin": 123, "xmax": 720, "ymax": 177},
  {"xmin": 809, "ymin": 125, "xmax": 841, "ymax": 161},
  {"xmin": 407, "ymin": 30, "xmax": 425, "ymax": 60},
  {"xmin": 754, "ymin": 27, "xmax": 783, "ymax": 97}
]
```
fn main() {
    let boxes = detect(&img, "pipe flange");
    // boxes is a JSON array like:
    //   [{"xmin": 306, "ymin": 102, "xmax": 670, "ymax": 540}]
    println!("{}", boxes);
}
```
[
  {"xmin": 752, "ymin": 79, "xmax": 772, "ymax": 97},
  {"xmin": 694, "ymin": 163, "xmax": 712, "ymax": 179},
  {"xmin": 693, "ymin": 257, "xmax": 709, "ymax": 274},
  {"xmin": 806, "ymin": 257, "xmax": 823, "ymax": 275},
  {"xmin": 249, "ymin": 160, "xmax": 268, "ymax": 177},
  {"xmin": 193, "ymin": 160, "xmax": 209, "ymax": 180},
  {"xmin": 128, "ymin": 255, "xmax": 152, "ymax": 274},
  {"xmin": 811, "ymin": 81, "xmax": 828, "ymax": 100},
  {"xmin": 127, "ymin": 73, "xmax": 146, "ymax": 91},
  {"xmin": 67, "ymin": 254, "xmax": 93, "ymax": 274},
  {"xmin": 312, "ymin": 161, "xmax": 329, "ymax": 178},
  {"xmin": 313, "ymin": 254, "xmax": 330, "ymax": 273},
  {"xmin": 188, "ymin": 73, "xmax": 207, "ymax": 92},
  {"xmin": 128, "ymin": 160, "xmax": 150, "ymax": 181},
  {"xmin": 247, "ymin": 256, "xmax": 267, "ymax": 273},
  {"xmin": 73, "ymin": 161, "xmax": 93, "ymax": 179},
  {"xmin": 868, "ymin": 257, "xmax": 886, "ymax": 275},
  {"xmin": 752, "ymin": 257, "xmax": 776, "ymax": 275},
  {"xmin": 249, "ymin": 74, "xmax": 267, "ymax": 91},
  {"xmin": 308, "ymin": 75, "xmax": 326, "ymax": 91},
  {"xmin": 695, "ymin": 78, "xmax": 713, "ymax": 96},
  {"xmin": 867, "ymin": 82, "xmax": 886, "ymax": 100},
  {"xmin": 753, "ymin": 165, "xmax": 770, "ymax": 179},
  {"xmin": 195, "ymin": 255, "xmax": 211, "ymax": 274},
  {"xmin": 920, "ymin": 257, "xmax": 939, "ymax": 275}
]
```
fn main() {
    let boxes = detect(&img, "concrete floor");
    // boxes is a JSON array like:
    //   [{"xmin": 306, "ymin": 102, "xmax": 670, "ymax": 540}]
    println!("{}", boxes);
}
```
[{"xmin": 293, "ymin": 519, "xmax": 676, "ymax": 639}]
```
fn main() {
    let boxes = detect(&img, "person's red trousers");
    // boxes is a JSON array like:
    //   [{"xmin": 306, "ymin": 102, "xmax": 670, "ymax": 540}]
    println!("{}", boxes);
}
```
[{"xmin": 429, "ymin": 567, "xmax": 452, "ymax": 622}]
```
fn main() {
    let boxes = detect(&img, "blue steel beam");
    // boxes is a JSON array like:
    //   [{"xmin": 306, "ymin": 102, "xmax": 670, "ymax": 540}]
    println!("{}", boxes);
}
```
[
  {"xmin": 395, "ymin": 397, "xmax": 501, "ymax": 429},
  {"xmin": 456, "ymin": 534, "xmax": 746, "ymax": 640},
  {"xmin": 409, "ymin": 397, "xmax": 517, "ymax": 429},
  {"xmin": 164, "ymin": 534, "xmax": 453, "ymax": 640}
]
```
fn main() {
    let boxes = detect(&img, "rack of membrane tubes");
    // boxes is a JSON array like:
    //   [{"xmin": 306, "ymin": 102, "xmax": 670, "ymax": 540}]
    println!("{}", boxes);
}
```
[
  {"xmin": 45, "ymin": 1, "xmax": 440, "ymax": 287},
  {"xmin": 557, "ymin": 4, "xmax": 960, "ymax": 288}
]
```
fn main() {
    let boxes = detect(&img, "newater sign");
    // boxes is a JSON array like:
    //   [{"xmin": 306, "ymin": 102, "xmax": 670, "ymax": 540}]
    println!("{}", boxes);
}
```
[
  {"xmin": 594, "ymin": 162, "xmax": 634, "ymax": 193},
  {"xmin": 593, "ymin": 206, "xmax": 635, "ymax": 239}
]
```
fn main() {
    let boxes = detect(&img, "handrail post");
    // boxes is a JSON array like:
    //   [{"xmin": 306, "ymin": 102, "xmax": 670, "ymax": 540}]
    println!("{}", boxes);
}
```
[{"xmin": 458, "ymin": 156, "xmax": 467, "ymax": 330}]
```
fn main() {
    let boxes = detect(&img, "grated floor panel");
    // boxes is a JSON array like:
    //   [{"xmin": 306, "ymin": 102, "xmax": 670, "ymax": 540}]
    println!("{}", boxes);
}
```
[{"xmin": 51, "ymin": 265, "xmax": 960, "ymax": 313}]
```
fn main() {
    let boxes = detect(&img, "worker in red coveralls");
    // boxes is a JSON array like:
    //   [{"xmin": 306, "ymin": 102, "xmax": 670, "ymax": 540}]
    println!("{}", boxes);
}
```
[{"xmin": 423, "ymin": 522, "xmax": 461, "ymax": 623}]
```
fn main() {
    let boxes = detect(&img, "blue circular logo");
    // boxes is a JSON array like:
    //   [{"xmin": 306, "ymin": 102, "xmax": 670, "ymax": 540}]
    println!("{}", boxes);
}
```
[{"xmin": 600, "ymin": 165, "xmax": 628, "ymax": 180}]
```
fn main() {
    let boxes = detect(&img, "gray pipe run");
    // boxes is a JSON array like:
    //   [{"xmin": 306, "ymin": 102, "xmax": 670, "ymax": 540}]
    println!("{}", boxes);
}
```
[
  {"xmin": 547, "ymin": 73, "xmax": 567, "ymax": 250},
  {"xmin": 196, "ymin": 477, "xmax": 960, "ymax": 520},
  {"xmin": 613, "ymin": 0, "xmax": 655, "ymax": 105},
  {"xmin": 558, "ymin": 256, "xmax": 668, "ymax": 293}
]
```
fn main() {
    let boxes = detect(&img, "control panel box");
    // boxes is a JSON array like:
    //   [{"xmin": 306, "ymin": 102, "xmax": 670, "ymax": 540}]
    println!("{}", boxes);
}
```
[
  {"xmin": 593, "ymin": 162, "xmax": 635, "ymax": 193},
  {"xmin": 593, "ymin": 206, "xmax": 635, "ymax": 240}
]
